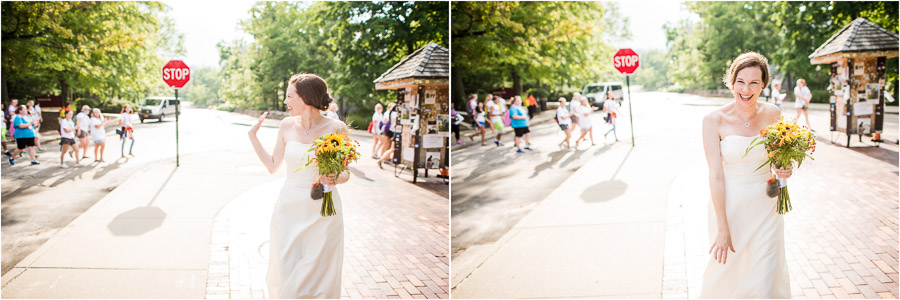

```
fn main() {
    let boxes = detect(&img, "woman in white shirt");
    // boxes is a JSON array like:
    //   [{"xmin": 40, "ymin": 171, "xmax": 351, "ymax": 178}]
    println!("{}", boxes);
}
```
[
  {"xmin": 59, "ymin": 110, "xmax": 82, "ymax": 168},
  {"xmin": 474, "ymin": 102, "xmax": 487, "ymax": 146},
  {"xmin": 90, "ymin": 108, "xmax": 109, "ymax": 162},
  {"xmin": 556, "ymin": 97, "xmax": 573, "ymax": 151},
  {"xmin": 75, "ymin": 105, "xmax": 92, "ymax": 160},
  {"xmin": 574, "ymin": 97, "xmax": 594, "ymax": 146},
  {"xmin": 119, "ymin": 104, "xmax": 136, "ymax": 158},
  {"xmin": 370, "ymin": 104, "xmax": 384, "ymax": 158},
  {"xmin": 794, "ymin": 78, "xmax": 812, "ymax": 129}
]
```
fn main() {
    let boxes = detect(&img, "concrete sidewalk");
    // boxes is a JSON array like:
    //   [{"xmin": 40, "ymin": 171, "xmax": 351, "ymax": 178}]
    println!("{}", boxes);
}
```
[{"xmin": 1, "ymin": 149, "xmax": 276, "ymax": 298}]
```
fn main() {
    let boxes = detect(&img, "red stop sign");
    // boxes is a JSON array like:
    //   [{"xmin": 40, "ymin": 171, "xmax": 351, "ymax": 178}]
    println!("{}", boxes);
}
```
[
  {"xmin": 161, "ymin": 60, "xmax": 191, "ymax": 89},
  {"xmin": 613, "ymin": 49, "xmax": 640, "ymax": 74}
]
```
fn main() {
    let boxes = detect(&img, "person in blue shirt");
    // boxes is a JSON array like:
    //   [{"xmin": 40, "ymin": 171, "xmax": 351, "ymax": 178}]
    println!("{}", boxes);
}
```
[
  {"xmin": 510, "ymin": 96, "xmax": 532, "ymax": 153},
  {"xmin": 9, "ymin": 105, "xmax": 39, "ymax": 165}
]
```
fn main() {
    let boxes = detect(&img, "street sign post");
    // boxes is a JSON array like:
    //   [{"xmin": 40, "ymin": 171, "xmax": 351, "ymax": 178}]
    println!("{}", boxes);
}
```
[
  {"xmin": 162, "ymin": 60, "xmax": 190, "ymax": 167},
  {"xmin": 613, "ymin": 48, "xmax": 639, "ymax": 147}
]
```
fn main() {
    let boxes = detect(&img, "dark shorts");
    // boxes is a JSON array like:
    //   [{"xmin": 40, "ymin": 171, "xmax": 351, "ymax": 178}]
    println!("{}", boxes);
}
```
[
  {"xmin": 559, "ymin": 124, "xmax": 570, "ymax": 130},
  {"xmin": 76, "ymin": 130, "xmax": 88, "ymax": 138},
  {"xmin": 16, "ymin": 137, "xmax": 35, "ymax": 149},
  {"xmin": 514, "ymin": 126, "xmax": 530, "ymax": 137},
  {"xmin": 60, "ymin": 138, "xmax": 76, "ymax": 146},
  {"xmin": 383, "ymin": 130, "xmax": 395, "ymax": 139}
]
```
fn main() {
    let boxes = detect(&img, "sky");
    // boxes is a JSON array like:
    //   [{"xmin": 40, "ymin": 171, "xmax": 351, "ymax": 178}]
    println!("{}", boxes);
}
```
[
  {"xmin": 617, "ymin": 0, "xmax": 698, "ymax": 53},
  {"xmin": 161, "ymin": 0, "xmax": 696, "ymax": 69},
  {"xmin": 161, "ymin": 0, "xmax": 256, "ymax": 69}
]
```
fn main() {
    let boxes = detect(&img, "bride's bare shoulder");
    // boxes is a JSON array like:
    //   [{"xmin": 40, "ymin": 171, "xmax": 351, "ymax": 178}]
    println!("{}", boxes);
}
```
[
  {"xmin": 323, "ymin": 117, "xmax": 349, "ymax": 133},
  {"xmin": 704, "ymin": 105, "xmax": 727, "ymax": 124}
]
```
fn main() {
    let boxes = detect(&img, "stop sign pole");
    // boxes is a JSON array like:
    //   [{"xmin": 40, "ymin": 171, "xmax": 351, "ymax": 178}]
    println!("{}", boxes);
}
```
[
  {"xmin": 613, "ymin": 49, "xmax": 639, "ymax": 147},
  {"xmin": 162, "ymin": 60, "xmax": 190, "ymax": 167}
]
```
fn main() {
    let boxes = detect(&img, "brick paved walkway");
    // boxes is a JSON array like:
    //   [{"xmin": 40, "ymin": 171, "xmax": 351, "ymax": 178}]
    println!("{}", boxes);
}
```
[
  {"xmin": 205, "ymin": 167, "xmax": 449, "ymax": 299},
  {"xmin": 664, "ymin": 138, "xmax": 899, "ymax": 298}
]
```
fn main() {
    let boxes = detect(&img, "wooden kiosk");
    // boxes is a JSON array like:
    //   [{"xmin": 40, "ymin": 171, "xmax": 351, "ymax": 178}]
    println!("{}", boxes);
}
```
[
  {"xmin": 374, "ymin": 43, "xmax": 450, "ymax": 183},
  {"xmin": 809, "ymin": 18, "xmax": 899, "ymax": 147}
]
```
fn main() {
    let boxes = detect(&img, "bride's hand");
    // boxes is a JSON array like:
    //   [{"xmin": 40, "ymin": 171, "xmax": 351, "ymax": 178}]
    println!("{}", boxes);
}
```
[
  {"xmin": 320, "ymin": 173, "xmax": 339, "ymax": 185},
  {"xmin": 248, "ymin": 112, "xmax": 268, "ymax": 136},
  {"xmin": 709, "ymin": 230, "xmax": 735, "ymax": 264},
  {"xmin": 773, "ymin": 165, "xmax": 792, "ymax": 179}
]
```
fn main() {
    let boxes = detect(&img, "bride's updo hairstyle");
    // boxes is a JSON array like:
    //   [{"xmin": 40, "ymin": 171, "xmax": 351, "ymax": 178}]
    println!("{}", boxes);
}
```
[
  {"xmin": 723, "ymin": 52, "xmax": 770, "ymax": 90},
  {"xmin": 290, "ymin": 73, "xmax": 333, "ymax": 111}
]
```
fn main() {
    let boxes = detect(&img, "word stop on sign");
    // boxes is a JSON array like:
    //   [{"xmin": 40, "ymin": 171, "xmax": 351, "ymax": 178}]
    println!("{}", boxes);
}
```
[
  {"xmin": 614, "ymin": 55, "xmax": 639, "ymax": 68},
  {"xmin": 163, "ymin": 68, "xmax": 190, "ymax": 80}
]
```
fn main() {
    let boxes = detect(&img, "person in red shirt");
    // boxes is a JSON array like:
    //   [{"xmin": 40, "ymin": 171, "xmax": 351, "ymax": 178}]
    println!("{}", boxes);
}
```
[{"xmin": 525, "ymin": 93, "xmax": 537, "ymax": 119}]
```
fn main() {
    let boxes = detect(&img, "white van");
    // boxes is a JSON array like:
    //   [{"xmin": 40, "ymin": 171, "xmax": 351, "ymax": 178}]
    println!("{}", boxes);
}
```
[
  {"xmin": 582, "ymin": 82, "xmax": 624, "ymax": 109},
  {"xmin": 139, "ymin": 97, "xmax": 180, "ymax": 123}
]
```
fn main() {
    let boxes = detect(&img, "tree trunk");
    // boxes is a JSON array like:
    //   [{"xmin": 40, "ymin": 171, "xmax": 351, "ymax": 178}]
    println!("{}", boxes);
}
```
[
  {"xmin": 59, "ymin": 78, "xmax": 69, "ymax": 107},
  {"xmin": 2, "ymin": 77, "xmax": 8, "ymax": 104},
  {"xmin": 512, "ymin": 68, "xmax": 522, "ymax": 96},
  {"xmin": 274, "ymin": 88, "xmax": 280, "ymax": 111},
  {"xmin": 451, "ymin": 67, "xmax": 465, "ymax": 110}
]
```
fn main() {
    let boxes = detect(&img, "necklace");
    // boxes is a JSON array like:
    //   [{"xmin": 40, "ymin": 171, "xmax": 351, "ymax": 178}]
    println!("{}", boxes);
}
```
[
  {"xmin": 744, "ymin": 121, "xmax": 750, "ymax": 128},
  {"xmin": 300, "ymin": 118, "xmax": 325, "ymax": 136}
]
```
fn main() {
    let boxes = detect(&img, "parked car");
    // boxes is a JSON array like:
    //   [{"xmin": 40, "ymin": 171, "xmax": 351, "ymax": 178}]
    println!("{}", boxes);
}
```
[
  {"xmin": 582, "ymin": 82, "xmax": 624, "ymax": 109},
  {"xmin": 139, "ymin": 97, "xmax": 180, "ymax": 123}
]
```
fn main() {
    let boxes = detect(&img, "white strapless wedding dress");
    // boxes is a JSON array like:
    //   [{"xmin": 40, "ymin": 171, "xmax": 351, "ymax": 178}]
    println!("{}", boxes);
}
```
[
  {"xmin": 266, "ymin": 141, "xmax": 343, "ymax": 299},
  {"xmin": 700, "ymin": 135, "xmax": 790, "ymax": 298}
]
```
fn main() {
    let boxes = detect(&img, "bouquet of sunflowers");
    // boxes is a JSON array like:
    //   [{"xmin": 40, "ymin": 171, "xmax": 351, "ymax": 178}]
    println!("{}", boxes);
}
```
[
  {"xmin": 745, "ymin": 118, "xmax": 816, "ymax": 214},
  {"xmin": 296, "ymin": 132, "xmax": 360, "ymax": 217}
]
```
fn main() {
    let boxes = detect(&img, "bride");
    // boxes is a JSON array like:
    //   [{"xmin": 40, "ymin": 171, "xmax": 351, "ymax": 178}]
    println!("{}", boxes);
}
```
[
  {"xmin": 700, "ymin": 52, "xmax": 793, "ymax": 298},
  {"xmin": 248, "ymin": 73, "xmax": 350, "ymax": 298}
]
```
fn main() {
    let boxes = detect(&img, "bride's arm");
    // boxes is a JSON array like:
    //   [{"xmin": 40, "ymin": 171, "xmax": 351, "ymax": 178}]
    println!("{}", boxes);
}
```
[
  {"xmin": 248, "ymin": 112, "xmax": 286, "ymax": 174},
  {"xmin": 702, "ymin": 113, "xmax": 734, "ymax": 264}
]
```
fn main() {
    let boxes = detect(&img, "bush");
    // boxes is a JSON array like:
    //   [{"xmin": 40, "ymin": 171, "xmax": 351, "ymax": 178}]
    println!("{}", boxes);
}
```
[
  {"xmin": 217, "ymin": 103, "xmax": 236, "ymax": 112},
  {"xmin": 344, "ymin": 114, "xmax": 368, "ymax": 130},
  {"xmin": 811, "ymin": 89, "xmax": 831, "ymax": 104},
  {"xmin": 527, "ymin": 88, "xmax": 549, "ymax": 98}
]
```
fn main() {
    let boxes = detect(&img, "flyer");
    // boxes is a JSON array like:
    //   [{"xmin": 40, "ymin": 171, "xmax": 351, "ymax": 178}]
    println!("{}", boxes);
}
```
[
  {"xmin": 425, "ymin": 151, "xmax": 441, "ymax": 169},
  {"xmin": 423, "ymin": 134, "xmax": 443, "ymax": 148}
]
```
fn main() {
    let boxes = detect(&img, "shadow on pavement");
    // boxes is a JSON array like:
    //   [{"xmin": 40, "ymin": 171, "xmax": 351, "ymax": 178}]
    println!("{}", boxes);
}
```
[
  {"xmin": 847, "ymin": 145, "xmax": 899, "ymax": 167},
  {"xmin": 106, "ymin": 166, "xmax": 176, "ymax": 236},
  {"xmin": 106, "ymin": 206, "xmax": 167, "ymax": 236},
  {"xmin": 580, "ymin": 179, "xmax": 628, "ymax": 203}
]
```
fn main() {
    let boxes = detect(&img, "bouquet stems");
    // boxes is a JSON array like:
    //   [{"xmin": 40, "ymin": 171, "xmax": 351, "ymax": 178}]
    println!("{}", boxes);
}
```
[
  {"xmin": 777, "ymin": 178, "xmax": 791, "ymax": 215},
  {"xmin": 321, "ymin": 184, "xmax": 336, "ymax": 217}
]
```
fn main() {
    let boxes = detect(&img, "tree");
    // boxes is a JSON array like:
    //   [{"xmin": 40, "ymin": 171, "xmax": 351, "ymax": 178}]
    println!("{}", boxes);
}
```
[
  {"xmin": 1, "ymin": 1, "xmax": 184, "ymax": 110},
  {"xmin": 451, "ymin": 1, "xmax": 629, "ymax": 107}
]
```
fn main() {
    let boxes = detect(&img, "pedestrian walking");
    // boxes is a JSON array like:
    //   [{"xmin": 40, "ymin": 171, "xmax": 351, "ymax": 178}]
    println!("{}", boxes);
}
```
[
  {"xmin": 603, "ymin": 91, "xmax": 620, "ymax": 143},
  {"xmin": 526, "ymin": 93, "xmax": 537, "ymax": 119},
  {"xmin": 467, "ymin": 93, "xmax": 479, "ymax": 129},
  {"xmin": 474, "ymin": 102, "xmax": 487, "ymax": 146},
  {"xmin": 510, "ymin": 96, "xmax": 532, "ymax": 153},
  {"xmin": 569, "ymin": 93, "xmax": 582, "ymax": 133},
  {"xmin": 793, "ymin": 78, "xmax": 813, "ymax": 130},
  {"xmin": 1, "ymin": 103, "xmax": 9, "ymax": 157},
  {"xmin": 90, "ymin": 108, "xmax": 109, "ymax": 162},
  {"xmin": 119, "ymin": 104, "xmax": 136, "ymax": 158},
  {"xmin": 27, "ymin": 100, "xmax": 45, "ymax": 152},
  {"xmin": 556, "ymin": 97, "xmax": 574, "ymax": 151},
  {"xmin": 487, "ymin": 95, "xmax": 505, "ymax": 146},
  {"xmin": 59, "ymin": 110, "xmax": 82, "ymax": 168},
  {"xmin": 771, "ymin": 81, "xmax": 786, "ymax": 109},
  {"xmin": 8, "ymin": 105, "xmax": 39, "ymax": 165},
  {"xmin": 484, "ymin": 94, "xmax": 497, "ymax": 134},
  {"xmin": 324, "ymin": 103, "xmax": 340, "ymax": 120},
  {"xmin": 370, "ymin": 103, "xmax": 384, "ymax": 158},
  {"xmin": 59, "ymin": 106, "xmax": 77, "ymax": 158},
  {"xmin": 75, "ymin": 105, "xmax": 91, "ymax": 160},
  {"xmin": 574, "ymin": 97, "xmax": 595, "ymax": 146},
  {"xmin": 451, "ymin": 108, "xmax": 463, "ymax": 145},
  {"xmin": 377, "ymin": 102, "xmax": 397, "ymax": 168}
]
